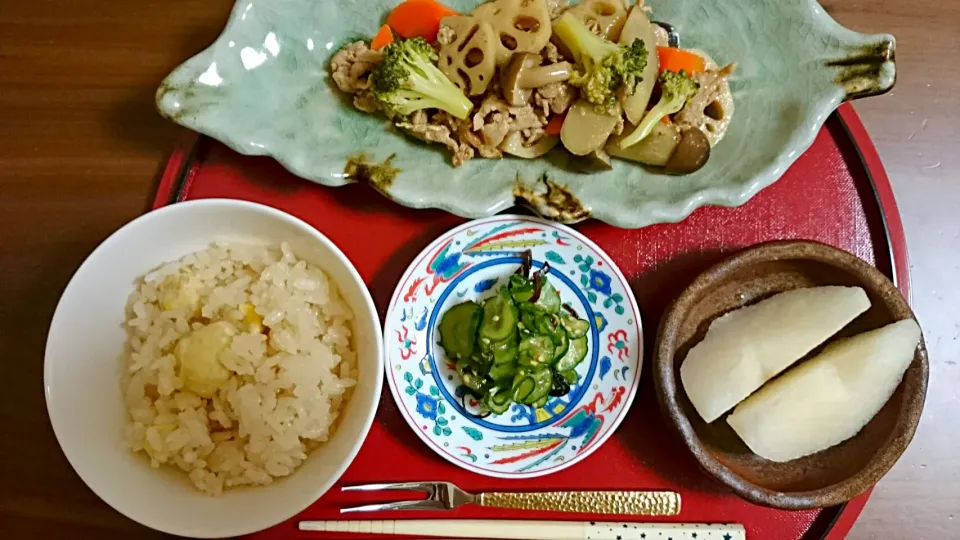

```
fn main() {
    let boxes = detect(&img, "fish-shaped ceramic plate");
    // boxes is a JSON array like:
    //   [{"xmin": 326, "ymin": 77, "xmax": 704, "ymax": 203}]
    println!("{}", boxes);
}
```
[{"xmin": 157, "ymin": 0, "xmax": 895, "ymax": 228}]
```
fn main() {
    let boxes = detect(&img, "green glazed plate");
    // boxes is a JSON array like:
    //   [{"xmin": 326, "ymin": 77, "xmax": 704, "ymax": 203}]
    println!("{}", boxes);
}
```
[{"xmin": 157, "ymin": 0, "xmax": 895, "ymax": 228}]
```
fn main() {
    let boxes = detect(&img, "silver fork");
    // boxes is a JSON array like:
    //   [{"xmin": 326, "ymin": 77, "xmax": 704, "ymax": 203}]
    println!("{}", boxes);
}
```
[{"xmin": 340, "ymin": 482, "xmax": 681, "ymax": 516}]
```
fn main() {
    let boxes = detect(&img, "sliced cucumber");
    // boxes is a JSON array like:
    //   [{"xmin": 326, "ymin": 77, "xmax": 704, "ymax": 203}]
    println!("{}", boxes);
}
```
[
  {"xmin": 438, "ymin": 301, "xmax": 482, "ymax": 360},
  {"xmin": 490, "ymin": 334, "xmax": 519, "ymax": 365},
  {"xmin": 550, "ymin": 329, "xmax": 569, "ymax": 364},
  {"xmin": 534, "ymin": 312, "xmax": 558, "ymax": 335},
  {"xmin": 484, "ymin": 388, "xmax": 513, "ymax": 414},
  {"xmin": 479, "ymin": 290, "xmax": 518, "ymax": 341},
  {"xmin": 560, "ymin": 369, "xmax": 579, "ymax": 384},
  {"xmin": 524, "ymin": 368, "xmax": 553, "ymax": 405},
  {"xmin": 560, "ymin": 313, "xmax": 590, "ymax": 338},
  {"xmin": 509, "ymin": 275, "xmax": 535, "ymax": 303},
  {"xmin": 461, "ymin": 372, "xmax": 490, "ymax": 397},
  {"xmin": 456, "ymin": 356, "xmax": 482, "ymax": 376},
  {"xmin": 530, "ymin": 395, "xmax": 549, "ymax": 409},
  {"xmin": 518, "ymin": 336, "xmax": 555, "ymax": 367},
  {"xmin": 556, "ymin": 336, "xmax": 588, "ymax": 372},
  {"xmin": 511, "ymin": 375, "xmax": 537, "ymax": 403},
  {"xmin": 472, "ymin": 351, "xmax": 492, "ymax": 373},
  {"xmin": 519, "ymin": 307, "xmax": 539, "ymax": 336},
  {"xmin": 488, "ymin": 360, "xmax": 517, "ymax": 383},
  {"xmin": 534, "ymin": 278, "xmax": 561, "ymax": 314}
]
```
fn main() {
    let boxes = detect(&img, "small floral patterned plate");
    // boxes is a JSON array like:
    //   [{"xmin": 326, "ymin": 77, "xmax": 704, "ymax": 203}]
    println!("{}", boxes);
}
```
[{"xmin": 383, "ymin": 215, "xmax": 642, "ymax": 478}]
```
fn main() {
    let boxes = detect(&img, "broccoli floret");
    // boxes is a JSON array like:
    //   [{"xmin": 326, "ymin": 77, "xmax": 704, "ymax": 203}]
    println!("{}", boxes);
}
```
[
  {"xmin": 371, "ymin": 37, "xmax": 473, "ymax": 120},
  {"xmin": 552, "ymin": 13, "xmax": 648, "ymax": 114},
  {"xmin": 618, "ymin": 70, "xmax": 700, "ymax": 149}
]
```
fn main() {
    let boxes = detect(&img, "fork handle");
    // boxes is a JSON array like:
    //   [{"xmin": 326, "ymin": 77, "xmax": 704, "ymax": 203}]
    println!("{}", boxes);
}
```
[{"xmin": 477, "ymin": 491, "xmax": 681, "ymax": 516}]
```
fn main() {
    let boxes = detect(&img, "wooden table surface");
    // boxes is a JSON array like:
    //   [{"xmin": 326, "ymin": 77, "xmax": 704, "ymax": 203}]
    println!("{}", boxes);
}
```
[{"xmin": 1, "ymin": 1, "xmax": 957, "ymax": 538}]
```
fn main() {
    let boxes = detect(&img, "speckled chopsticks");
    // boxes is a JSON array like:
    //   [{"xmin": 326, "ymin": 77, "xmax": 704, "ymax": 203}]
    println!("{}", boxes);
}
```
[{"xmin": 299, "ymin": 519, "xmax": 746, "ymax": 540}]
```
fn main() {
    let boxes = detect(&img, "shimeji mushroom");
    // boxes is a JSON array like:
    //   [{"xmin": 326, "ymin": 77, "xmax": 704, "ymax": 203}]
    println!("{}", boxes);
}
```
[
  {"xmin": 606, "ymin": 122, "xmax": 711, "ymax": 173},
  {"xmin": 500, "ymin": 52, "xmax": 573, "ymax": 106},
  {"xmin": 664, "ymin": 127, "xmax": 711, "ymax": 174}
]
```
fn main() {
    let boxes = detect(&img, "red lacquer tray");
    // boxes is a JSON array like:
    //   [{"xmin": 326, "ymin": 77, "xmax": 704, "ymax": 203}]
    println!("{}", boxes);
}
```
[{"xmin": 152, "ymin": 103, "xmax": 908, "ymax": 540}]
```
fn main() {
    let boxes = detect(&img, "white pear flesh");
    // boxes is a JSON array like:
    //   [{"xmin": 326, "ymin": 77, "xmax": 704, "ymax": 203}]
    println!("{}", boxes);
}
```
[
  {"xmin": 727, "ymin": 318, "xmax": 921, "ymax": 462},
  {"xmin": 680, "ymin": 286, "xmax": 870, "ymax": 423}
]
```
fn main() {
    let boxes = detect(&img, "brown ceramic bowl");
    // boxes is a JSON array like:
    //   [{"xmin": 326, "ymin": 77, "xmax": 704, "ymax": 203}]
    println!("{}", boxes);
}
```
[{"xmin": 654, "ymin": 240, "xmax": 928, "ymax": 510}]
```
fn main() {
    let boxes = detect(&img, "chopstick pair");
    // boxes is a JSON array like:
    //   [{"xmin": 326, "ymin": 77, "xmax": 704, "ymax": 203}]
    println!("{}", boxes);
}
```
[
  {"xmin": 339, "ymin": 482, "xmax": 681, "ymax": 516},
  {"xmin": 299, "ymin": 519, "xmax": 746, "ymax": 540}
]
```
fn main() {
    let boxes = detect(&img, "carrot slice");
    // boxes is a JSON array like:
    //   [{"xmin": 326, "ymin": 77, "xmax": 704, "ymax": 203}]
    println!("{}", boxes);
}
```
[
  {"xmin": 545, "ymin": 113, "xmax": 566, "ymax": 136},
  {"xmin": 657, "ymin": 46, "xmax": 706, "ymax": 75},
  {"xmin": 371, "ymin": 24, "xmax": 395, "ymax": 50},
  {"xmin": 387, "ymin": 0, "xmax": 459, "ymax": 42}
]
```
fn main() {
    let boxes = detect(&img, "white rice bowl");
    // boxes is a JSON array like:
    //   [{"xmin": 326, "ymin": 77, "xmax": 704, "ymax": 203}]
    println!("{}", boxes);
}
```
[
  {"xmin": 44, "ymin": 200, "xmax": 383, "ymax": 537},
  {"xmin": 124, "ymin": 242, "xmax": 357, "ymax": 495}
]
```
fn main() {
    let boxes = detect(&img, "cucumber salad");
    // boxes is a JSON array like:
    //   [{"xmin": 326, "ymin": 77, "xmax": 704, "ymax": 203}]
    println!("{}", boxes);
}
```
[{"xmin": 437, "ymin": 251, "xmax": 590, "ymax": 416}]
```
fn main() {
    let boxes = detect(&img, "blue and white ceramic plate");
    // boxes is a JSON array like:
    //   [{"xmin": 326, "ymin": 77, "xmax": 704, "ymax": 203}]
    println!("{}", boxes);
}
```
[
  {"xmin": 157, "ymin": 0, "xmax": 896, "ymax": 228},
  {"xmin": 383, "ymin": 216, "xmax": 642, "ymax": 478}
]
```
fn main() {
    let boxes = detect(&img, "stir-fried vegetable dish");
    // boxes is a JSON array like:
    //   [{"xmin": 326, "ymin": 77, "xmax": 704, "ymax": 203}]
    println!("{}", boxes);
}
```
[{"xmin": 330, "ymin": 0, "xmax": 735, "ymax": 174}]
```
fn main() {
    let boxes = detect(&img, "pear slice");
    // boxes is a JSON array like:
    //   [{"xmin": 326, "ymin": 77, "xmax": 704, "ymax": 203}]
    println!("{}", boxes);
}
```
[
  {"xmin": 680, "ymin": 286, "xmax": 870, "ymax": 423},
  {"xmin": 727, "ymin": 318, "xmax": 921, "ymax": 462}
]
